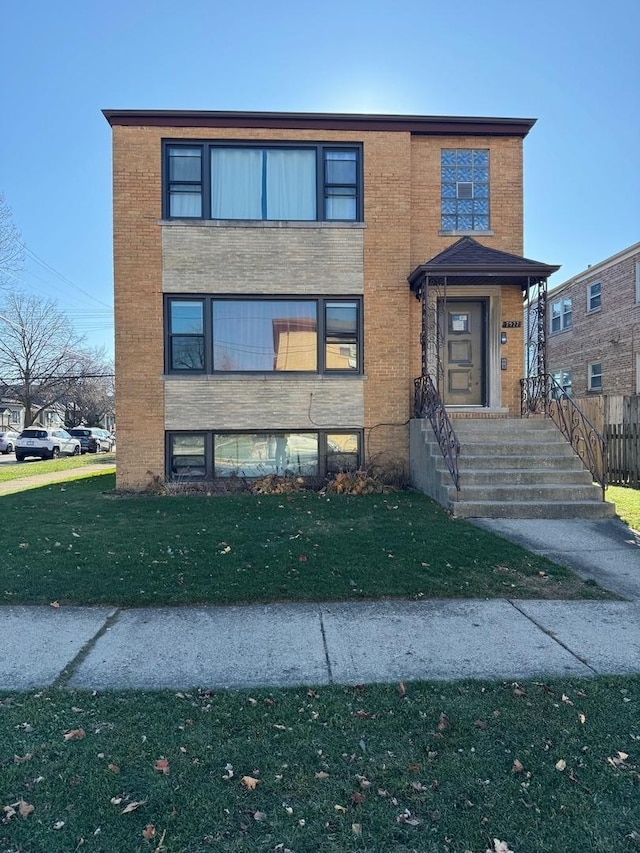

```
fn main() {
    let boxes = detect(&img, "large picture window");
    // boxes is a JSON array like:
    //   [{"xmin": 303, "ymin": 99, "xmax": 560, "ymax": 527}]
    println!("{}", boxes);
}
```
[
  {"xmin": 164, "ymin": 142, "xmax": 362, "ymax": 222},
  {"xmin": 167, "ymin": 431, "xmax": 362, "ymax": 480},
  {"xmin": 165, "ymin": 296, "xmax": 362, "ymax": 374}
]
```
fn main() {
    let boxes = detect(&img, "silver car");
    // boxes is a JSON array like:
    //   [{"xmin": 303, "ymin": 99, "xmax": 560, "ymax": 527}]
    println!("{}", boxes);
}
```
[
  {"xmin": 0, "ymin": 430, "xmax": 20, "ymax": 454},
  {"xmin": 15, "ymin": 428, "xmax": 81, "ymax": 462}
]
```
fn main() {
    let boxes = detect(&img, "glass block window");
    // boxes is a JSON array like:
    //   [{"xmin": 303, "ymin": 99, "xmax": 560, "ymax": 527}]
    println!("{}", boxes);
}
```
[
  {"xmin": 441, "ymin": 149, "xmax": 490, "ymax": 231},
  {"xmin": 588, "ymin": 282, "xmax": 601, "ymax": 312}
]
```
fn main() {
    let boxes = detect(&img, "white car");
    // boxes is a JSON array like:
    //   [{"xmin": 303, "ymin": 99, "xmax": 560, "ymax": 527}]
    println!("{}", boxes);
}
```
[
  {"xmin": 15, "ymin": 428, "xmax": 81, "ymax": 462},
  {"xmin": 0, "ymin": 430, "xmax": 20, "ymax": 454}
]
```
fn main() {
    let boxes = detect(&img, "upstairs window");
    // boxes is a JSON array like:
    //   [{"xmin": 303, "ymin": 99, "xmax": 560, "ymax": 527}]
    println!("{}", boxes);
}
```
[
  {"xmin": 164, "ymin": 143, "xmax": 362, "ymax": 222},
  {"xmin": 550, "ymin": 297, "xmax": 572, "ymax": 333},
  {"xmin": 441, "ymin": 149, "xmax": 490, "ymax": 231},
  {"xmin": 588, "ymin": 281, "xmax": 601, "ymax": 312}
]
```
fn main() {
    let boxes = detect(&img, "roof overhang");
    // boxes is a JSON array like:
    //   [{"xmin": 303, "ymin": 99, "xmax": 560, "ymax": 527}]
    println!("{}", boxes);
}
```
[
  {"xmin": 409, "ymin": 264, "xmax": 560, "ymax": 291},
  {"xmin": 102, "ymin": 109, "xmax": 536, "ymax": 137}
]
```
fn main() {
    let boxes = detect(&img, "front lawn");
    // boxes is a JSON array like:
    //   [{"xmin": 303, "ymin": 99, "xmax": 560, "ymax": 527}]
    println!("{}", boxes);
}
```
[
  {"xmin": 1, "ymin": 677, "xmax": 639, "ymax": 852},
  {"xmin": 607, "ymin": 484, "xmax": 640, "ymax": 531},
  {"xmin": 1, "ymin": 475, "xmax": 611, "ymax": 606}
]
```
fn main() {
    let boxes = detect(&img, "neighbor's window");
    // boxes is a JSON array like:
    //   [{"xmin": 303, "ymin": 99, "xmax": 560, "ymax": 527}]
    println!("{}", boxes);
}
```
[
  {"xmin": 441, "ymin": 149, "xmax": 490, "ymax": 231},
  {"xmin": 164, "ymin": 143, "xmax": 362, "ymax": 222},
  {"xmin": 588, "ymin": 281, "xmax": 601, "ymax": 312},
  {"xmin": 551, "ymin": 370, "xmax": 572, "ymax": 397},
  {"xmin": 635, "ymin": 262, "xmax": 640, "ymax": 304},
  {"xmin": 588, "ymin": 362, "xmax": 602, "ymax": 391},
  {"xmin": 550, "ymin": 297, "xmax": 572, "ymax": 333},
  {"xmin": 166, "ymin": 430, "xmax": 361, "ymax": 480},
  {"xmin": 165, "ymin": 296, "xmax": 361, "ymax": 374}
]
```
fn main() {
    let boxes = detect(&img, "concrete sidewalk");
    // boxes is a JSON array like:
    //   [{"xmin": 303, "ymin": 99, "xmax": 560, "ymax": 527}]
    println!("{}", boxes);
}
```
[{"xmin": 1, "ymin": 516, "xmax": 639, "ymax": 693}]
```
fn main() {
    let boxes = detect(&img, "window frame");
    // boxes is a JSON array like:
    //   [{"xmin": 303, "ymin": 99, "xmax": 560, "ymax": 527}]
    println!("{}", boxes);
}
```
[
  {"xmin": 550, "ymin": 297, "xmax": 572, "ymax": 334},
  {"xmin": 164, "ymin": 295, "xmax": 363, "ymax": 376},
  {"xmin": 166, "ymin": 429, "xmax": 363, "ymax": 481},
  {"xmin": 163, "ymin": 140, "xmax": 363, "ymax": 223},
  {"xmin": 587, "ymin": 281, "xmax": 602, "ymax": 312},
  {"xmin": 551, "ymin": 369, "xmax": 572, "ymax": 397},
  {"xmin": 588, "ymin": 361, "xmax": 602, "ymax": 392}
]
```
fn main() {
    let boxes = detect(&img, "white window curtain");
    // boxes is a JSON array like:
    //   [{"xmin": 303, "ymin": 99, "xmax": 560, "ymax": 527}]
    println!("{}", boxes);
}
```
[
  {"xmin": 266, "ymin": 150, "xmax": 316, "ymax": 220},
  {"xmin": 211, "ymin": 149, "xmax": 262, "ymax": 219}
]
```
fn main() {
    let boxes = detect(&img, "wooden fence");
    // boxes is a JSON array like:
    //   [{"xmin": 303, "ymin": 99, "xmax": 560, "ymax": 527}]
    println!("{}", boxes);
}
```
[{"xmin": 571, "ymin": 396, "xmax": 640, "ymax": 486}]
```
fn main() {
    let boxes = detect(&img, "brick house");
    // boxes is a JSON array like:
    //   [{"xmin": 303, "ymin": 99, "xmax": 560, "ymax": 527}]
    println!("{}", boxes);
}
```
[
  {"xmin": 103, "ymin": 109, "xmax": 612, "ymax": 518},
  {"xmin": 547, "ymin": 241, "xmax": 640, "ymax": 398}
]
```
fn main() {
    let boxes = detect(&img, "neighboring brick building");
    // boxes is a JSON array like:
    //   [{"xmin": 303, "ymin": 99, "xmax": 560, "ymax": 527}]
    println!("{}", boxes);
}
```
[
  {"xmin": 547, "ymin": 242, "xmax": 640, "ymax": 398},
  {"xmin": 103, "ymin": 109, "xmax": 559, "ymax": 493}
]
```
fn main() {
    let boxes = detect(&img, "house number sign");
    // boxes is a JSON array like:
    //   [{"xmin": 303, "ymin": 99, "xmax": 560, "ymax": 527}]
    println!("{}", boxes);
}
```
[{"xmin": 502, "ymin": 320, "xmax": 521, "ymax": 328}]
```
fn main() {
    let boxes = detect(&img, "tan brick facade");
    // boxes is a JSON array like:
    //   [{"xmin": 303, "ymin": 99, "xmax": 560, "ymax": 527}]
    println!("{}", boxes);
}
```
[{"xmin": 107, "ymin": 112, "xmax": 535, "ymax": 489}]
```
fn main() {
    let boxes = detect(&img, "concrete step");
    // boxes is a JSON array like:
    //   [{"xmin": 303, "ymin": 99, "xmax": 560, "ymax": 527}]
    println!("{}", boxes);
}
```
[
  {"xmin": 433, "ymin": 453, "xmax": 587, "ymax": 472},
  {"xmin": 450, "ymin": 483, "xmax": 604, "ymax": 503},
  {"xmin": 452, "ymin": 468, "xmax": 593, "ymax": 486},
  {"xmin": 452, "ymin": 500, "xmax": 616, "ymax": 520},
  {"xmin": 451, "ymin": 440, "xmax": 575, "ymax": 456}
]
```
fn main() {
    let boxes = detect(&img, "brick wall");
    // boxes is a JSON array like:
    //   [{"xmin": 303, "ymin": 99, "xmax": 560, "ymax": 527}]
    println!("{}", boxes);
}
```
[
  {"xmin": 111, "ymin": 121, "xmax": 528, "ymax": 488},
  {"xmin": 548, "ymin": 250, "xmax": 640, "ymax": 396}
]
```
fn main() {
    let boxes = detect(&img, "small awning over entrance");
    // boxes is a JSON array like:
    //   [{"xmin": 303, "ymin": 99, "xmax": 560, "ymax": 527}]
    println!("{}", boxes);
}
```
[{"xmin": 408, "ymin": 236, "xmax": 559, "ymax": 291}]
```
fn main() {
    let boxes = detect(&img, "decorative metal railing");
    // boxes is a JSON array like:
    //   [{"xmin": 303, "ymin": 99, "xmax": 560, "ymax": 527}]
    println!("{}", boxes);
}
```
[
  {"xmin": 414, "ymin": 373, "xmax": 460, "ymax": 491},
  {"xmin": 521, "ymin": 374, "xmax": 606, "ymax": 497}
]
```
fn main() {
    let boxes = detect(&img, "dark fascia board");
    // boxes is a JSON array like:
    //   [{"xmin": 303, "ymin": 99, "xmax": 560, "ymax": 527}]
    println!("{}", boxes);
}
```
[
  {"xmin": 102, "ymin": 109, "xmax": 536, "ymax": 137},
  {"xmin": 408, "ymin": 262, "xmax": 560, "ymax": 290}
]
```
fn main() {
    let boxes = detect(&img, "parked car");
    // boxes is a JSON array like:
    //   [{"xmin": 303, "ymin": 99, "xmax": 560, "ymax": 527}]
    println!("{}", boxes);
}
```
[
  {"xmin": 15, "ymin": 428, "xmax": 81, "ymax": 461},
  {"xmin": 0, "ymin": 430, "xmax": 20, "ymax": 454},
  {"xmin": 68, "ymin": 427, "xmax": 114, "ymax": 454}
]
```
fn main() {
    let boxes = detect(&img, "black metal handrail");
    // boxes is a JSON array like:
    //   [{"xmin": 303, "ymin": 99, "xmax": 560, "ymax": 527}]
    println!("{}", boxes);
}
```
[
  {"xmin": 414, "ymin": 374, "xmax": 460, "ymax": 491},
  {"xmin": 521, "ymin": 374, "xmax": 607, "ymax": 497}
]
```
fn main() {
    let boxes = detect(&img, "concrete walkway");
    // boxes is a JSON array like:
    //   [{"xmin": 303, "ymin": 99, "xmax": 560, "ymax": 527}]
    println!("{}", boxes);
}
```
[
  {"xmin": 0, "ymin": 462, "xmax": 114, "ymax": 496},
  {"xmin": 2, "ymin": 467, "xmax": 639, "ymax": 691}
]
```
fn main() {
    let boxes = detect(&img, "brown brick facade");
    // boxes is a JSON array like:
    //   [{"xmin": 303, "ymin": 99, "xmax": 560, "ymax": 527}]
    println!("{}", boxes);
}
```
[{"xmin": 108, "ymin": 112, "xmax": 533, "ymax": 489}]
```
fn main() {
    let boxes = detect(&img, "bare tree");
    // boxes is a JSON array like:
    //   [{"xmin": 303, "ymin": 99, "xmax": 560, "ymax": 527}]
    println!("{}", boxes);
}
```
[
  {"xmin": 64, "ymin": 349, "xmax": 115, "ymax": 427},
  {"xmin": 0, "ymin": 291, "xmax": 90, "ymax": 426},
  {"xmin": 0, "ymin": 192, "xmax": 24, "ymax": 289}
]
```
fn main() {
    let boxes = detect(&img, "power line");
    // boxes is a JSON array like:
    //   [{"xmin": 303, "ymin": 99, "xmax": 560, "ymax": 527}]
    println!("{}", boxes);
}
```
[{"xmin": 19, "ymin": 242, "xmax": 113, "ymax": 311}]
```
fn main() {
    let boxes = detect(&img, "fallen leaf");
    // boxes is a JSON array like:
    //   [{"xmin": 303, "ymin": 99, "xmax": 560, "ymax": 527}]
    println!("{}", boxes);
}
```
[
  {"xmin": 13, "ymin": 753, "xmax": 32, "ymax": 764},
  {"xmin": 396, "ymin": 809, "xmax": 422, "ymax": 826},
  {"xmin": 334, "ymin": 804, "xmax": 347, "ymax": 813},
  {"xmin": 142, "ymin": 824, "xmax": 155, "ymax": 840},
  {"xmin": 253, "ymin": 810, "xmax": 267, "ymax": 822},
  {"xmin": 411, "ymin": 781, "xmax": 428, "ymax": 792},
  {"xmin": 562, "ymin": 693, "xmax": 574, "ymax": 706},
  {"xmin": 154, "ymin": 759, "xmax": 170, "ymax": 775},
  {"xmin": 108, "ymin": 763, "xmax": 120, "ymax": 774},
  {"xmin": 512, "ymin": 684, "xmax": 527, "ymax": 697},
  {"xmin": 487, "ymin": 841, "xmax": 515, "ymax": 853},
  {"xmin": 437, "ymin": 712, "xmax": 450, "ymax": 732},
  {"xmin": 63, "ymin": 728, "xmax": 85, "ymax": 741},
  {"xmin": 241, "ymin": 775, "xmax": 259, "ymax": 790},
  {"xmin": 578, "ymin": 713, "xmax": 586, "ymax": 725},
  {"xmin": 121, "ymin": 799, "xmax": 147, "ymax": 814},
  {"xmin": 555, "ymin": 759, "xmax": 567, "ymax": 771},
  {"xmin": 50, "ymin": 601, "xmax": 60, "ymax": 608},
  {"xmin": 53, "ymin": 820, "xmax": 65, "ymax": 830},
  {"xmin": 350, "ymin": 792, "xmax": 366, "ymax": 805},
  {"xmin": 618, "ymin": 751, "xmax": 630, "ymax": 761},
  {"xmin": 315, "ymin": 771, "xmax": 329, "ymax": 779},
  {"xmin": 18, "ymin": 800, "xmax": 34, "ymax": 819},
  {"xmin": 512, "ymin": 759, "xmax": 524, "ymax": 774},
  {"xmin": 298, "ymin": 554, "xmax": 308, "ymax": 562},
  {"xmin": 352, "ymin": 822, "xmax": 362, "ymax": 835},
  {"xmin": 475, "ymin": 719, "xmax": 488, "ymax": 729},
  {"xmin": 398, "ymin": 681, "xmax": 406, "ymax": 696}
]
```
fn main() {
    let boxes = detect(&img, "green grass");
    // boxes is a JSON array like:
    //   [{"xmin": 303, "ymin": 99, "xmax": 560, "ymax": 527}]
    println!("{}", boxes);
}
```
[
  {"xmin": 1, "ymin": 677, "xmax": 639, "ymax": 851},
  {"xmin": 607, "ymin": 485, "xmax": 640, "ymax": 531},
  {"xmin": 0, "ymin": 453, "xmax": 115, "ymax": 483},
  {"xmin": 0, "ymin": 475, "xmax": 612, "ymax": 607}
]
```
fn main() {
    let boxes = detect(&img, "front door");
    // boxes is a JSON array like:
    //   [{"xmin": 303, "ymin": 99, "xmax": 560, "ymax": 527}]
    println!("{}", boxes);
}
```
[{"xmin": 439, "ymin": 299, "xmax": 486, "ymax": 405}]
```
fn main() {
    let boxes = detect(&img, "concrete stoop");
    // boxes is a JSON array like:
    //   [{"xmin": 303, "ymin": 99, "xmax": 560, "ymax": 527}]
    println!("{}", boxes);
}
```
[{"xmin": 410, "ymin": 417, "xmax": 616, "ymax": 520}]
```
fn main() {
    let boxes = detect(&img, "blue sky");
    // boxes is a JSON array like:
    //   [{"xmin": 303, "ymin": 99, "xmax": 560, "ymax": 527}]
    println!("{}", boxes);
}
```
[{"xmin": 1, "ymin": 0, "xmax": 638, "ymax": 357}]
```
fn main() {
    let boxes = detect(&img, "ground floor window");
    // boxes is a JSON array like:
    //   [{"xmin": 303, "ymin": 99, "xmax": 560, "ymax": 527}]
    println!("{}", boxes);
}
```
[{"xmin": 167, "ymin": 430, "xmax": 362, "ymax": 480}]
